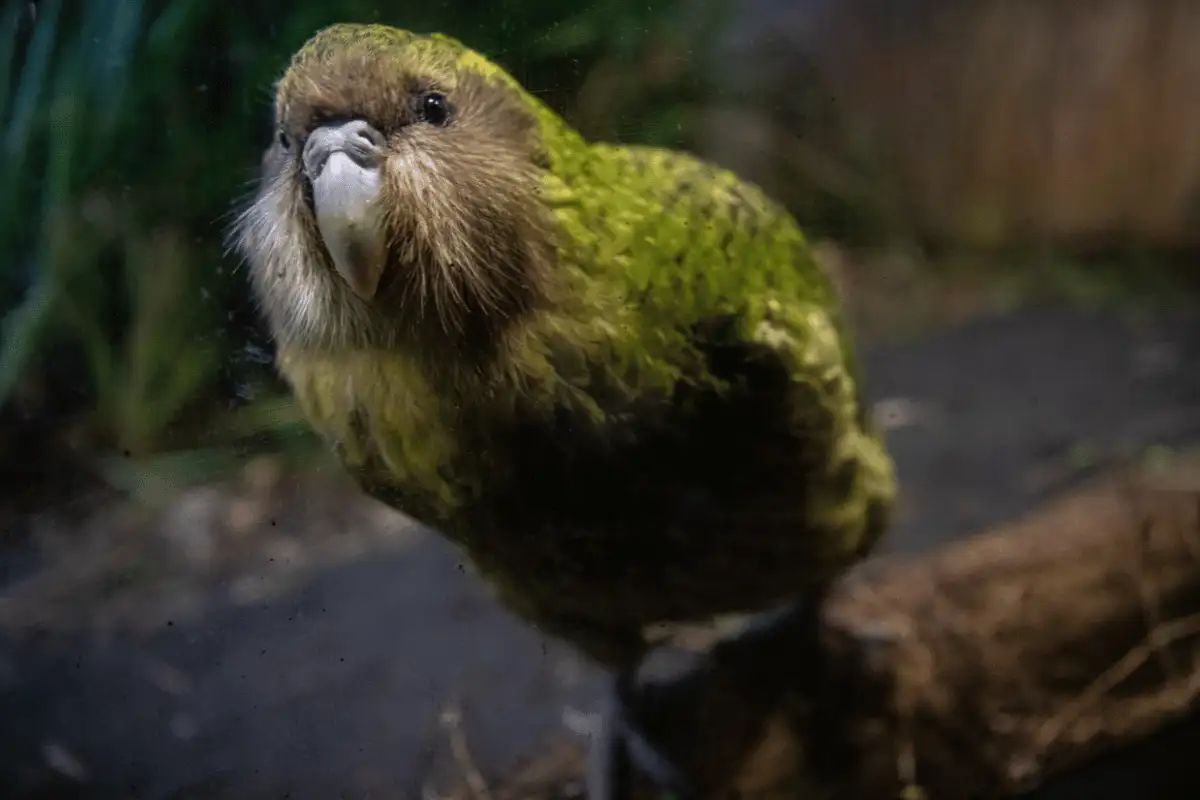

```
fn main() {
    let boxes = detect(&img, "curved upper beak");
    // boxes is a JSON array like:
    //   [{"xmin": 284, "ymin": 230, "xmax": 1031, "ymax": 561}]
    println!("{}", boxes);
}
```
[{"xmin": 302, "ymin": 119, "xmax": 388, "ymax": 300}]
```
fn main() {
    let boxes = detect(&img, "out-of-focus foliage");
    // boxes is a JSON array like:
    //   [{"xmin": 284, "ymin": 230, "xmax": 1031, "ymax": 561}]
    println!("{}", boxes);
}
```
[
  {"xmin": 706, "ymin": 0, "xmax": 1200, "ymax": 252},
  {"xmin": 0, "ymin": 0, "xmax": 715, "ymax": 500}
]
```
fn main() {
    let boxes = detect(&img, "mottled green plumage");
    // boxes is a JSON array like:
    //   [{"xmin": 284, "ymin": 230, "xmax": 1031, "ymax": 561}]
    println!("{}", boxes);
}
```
[{"xmin": 241, "ymin": 23, "xmax": 896, "ymax": 668}]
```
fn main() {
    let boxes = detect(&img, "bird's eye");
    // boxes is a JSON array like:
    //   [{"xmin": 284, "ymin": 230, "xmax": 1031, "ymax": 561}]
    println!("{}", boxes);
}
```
[
  {"xmin": 277, "ymin": 129, "xmax": 292, "ymax": 150},
  {"xmin": 419, "ymin": 92, "xmax": 451, "ymax": 127}
]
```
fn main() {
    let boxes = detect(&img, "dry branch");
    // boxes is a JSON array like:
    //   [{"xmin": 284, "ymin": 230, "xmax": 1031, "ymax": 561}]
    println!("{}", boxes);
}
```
[
  {"xmin": 783, "ymin": 465, "xmax": 1200, "ymax": 799},
  {"xmin": 460, "ymin": 463, "xmax": 1200, "ymax": 800}
]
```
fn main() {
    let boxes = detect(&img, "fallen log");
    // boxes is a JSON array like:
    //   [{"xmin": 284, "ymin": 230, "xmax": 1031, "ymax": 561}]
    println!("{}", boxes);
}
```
[{"xmin": 452, "ymin": 459, "xmax": 1200, "ymax": 800}]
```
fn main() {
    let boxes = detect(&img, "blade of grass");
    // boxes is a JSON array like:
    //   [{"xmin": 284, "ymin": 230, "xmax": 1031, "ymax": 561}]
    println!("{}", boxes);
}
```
[
  {"xmin": 0, "ymin": 2, "xmax": 23, "ymax": 123},
  {"xmin": 91, "ymin": 0, "xmax": 144, "ymax": 138},
  {"xmin": 0, "ymin": 272, "xmax": 56, "ymax": 403},
  {"xmin": 3, "ymin": 0, "xmax": 59, "ymax": 163}
]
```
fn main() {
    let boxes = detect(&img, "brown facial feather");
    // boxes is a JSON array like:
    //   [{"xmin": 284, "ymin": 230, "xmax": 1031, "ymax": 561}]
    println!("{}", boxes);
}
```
[{"xmin": 232, "ymin": 37, "xmax": 557, "ymax": 359}]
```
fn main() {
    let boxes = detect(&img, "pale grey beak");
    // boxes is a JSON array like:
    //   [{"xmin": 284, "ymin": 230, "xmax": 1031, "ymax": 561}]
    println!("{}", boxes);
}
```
[{"xmin": 303, "ymin": 119, "xmax": 388, "ymax": 300}]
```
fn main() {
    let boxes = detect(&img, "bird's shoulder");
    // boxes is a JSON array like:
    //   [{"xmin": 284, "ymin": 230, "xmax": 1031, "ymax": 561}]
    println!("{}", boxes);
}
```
[{"xmin": 542, "ymin": 140, "xmax": 847, "ymax": 379}]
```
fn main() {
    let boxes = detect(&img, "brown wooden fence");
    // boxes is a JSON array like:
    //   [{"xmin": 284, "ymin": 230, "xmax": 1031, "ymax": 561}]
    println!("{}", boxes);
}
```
[{"xmin": 697, "ymin": 0, "xmax": 1200, "ymax": 249}]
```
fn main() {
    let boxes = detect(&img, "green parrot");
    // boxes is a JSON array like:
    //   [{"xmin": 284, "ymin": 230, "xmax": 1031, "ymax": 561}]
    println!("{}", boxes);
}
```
[{"xmin": 231, "ymin": 22, "xmax": 895, "ymax": 798}]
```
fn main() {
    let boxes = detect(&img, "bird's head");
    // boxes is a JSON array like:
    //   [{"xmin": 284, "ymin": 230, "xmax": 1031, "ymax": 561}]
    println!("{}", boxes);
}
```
[{"xmin": 231, "ymin": 24, "xmax": 559, "ymax": 355}]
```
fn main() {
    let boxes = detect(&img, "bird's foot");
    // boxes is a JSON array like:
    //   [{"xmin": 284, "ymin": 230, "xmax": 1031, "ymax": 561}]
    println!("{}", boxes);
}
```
[
  {"xmin": 584, "ymin": 589, "xmax": 876, "ymax": 800},
  {"xmin": 587, "ymin": 669, "xmax": 699, "ymax": 800}
]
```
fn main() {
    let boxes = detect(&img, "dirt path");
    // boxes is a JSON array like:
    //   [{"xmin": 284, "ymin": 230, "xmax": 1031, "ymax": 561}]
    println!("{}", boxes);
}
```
[{"xmin": 1, "ymin": 304, "xmax": 1198, "ymax": 799}]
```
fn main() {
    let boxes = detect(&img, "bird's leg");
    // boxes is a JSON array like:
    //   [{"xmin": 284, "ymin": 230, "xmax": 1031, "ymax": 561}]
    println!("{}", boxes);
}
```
[
  {"xmin": 544, "ymin": 587, "xmax": 846, "ymax": 800},
  {"xmin": 588, "ymin": 661, "xmax": 702, "ymax": 800},
  {"xmin": 585, "ymin": 588, "xmax": 838, "ymax": 800},
  {"xmin": 586, "ymin": 679, "xmax": 632, "ymax": 800},
  {"xmin": 530, "ymin": 614, "xmax": 696, "ymax": 800}
]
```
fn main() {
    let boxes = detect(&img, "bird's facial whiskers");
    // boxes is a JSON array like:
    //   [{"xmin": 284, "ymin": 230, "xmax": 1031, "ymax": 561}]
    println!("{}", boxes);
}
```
[
  {"xmin": 381, "ymin": 141, "xmax": 511, "ymax": 334},
  {"xmin": 232, "ymin": 163, "xmax": 377, "ymax": 351}
]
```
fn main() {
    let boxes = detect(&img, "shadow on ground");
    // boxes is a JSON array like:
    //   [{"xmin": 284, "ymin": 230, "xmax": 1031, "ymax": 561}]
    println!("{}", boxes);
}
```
[{"xmin": 1, "ymin": 304, "xmax": 1198, "ymax": 799}]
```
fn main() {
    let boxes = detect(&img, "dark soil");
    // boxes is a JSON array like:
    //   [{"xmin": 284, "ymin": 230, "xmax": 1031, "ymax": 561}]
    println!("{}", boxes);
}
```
[{"xmin": 1, "ymin": 301, "xmax": 1199, "ymax": 799}]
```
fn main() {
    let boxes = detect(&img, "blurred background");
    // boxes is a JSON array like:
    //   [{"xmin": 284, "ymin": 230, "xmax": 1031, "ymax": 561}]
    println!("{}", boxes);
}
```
[{"xmin": 0, "ymin": 0, "xmax": 1198, "ymax": 797}]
